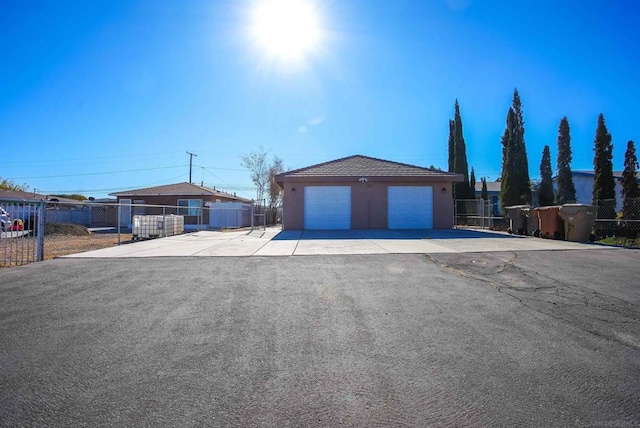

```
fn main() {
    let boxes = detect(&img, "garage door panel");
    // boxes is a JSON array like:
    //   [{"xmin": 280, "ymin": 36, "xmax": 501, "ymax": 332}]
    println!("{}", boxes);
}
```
[
  {"xmin": 304, "ymin": 186, "xmax": 351, "ymax": 230},
  {"xmin": 388, "ymin": 186, "xmax": 433, "ymax": 229}
]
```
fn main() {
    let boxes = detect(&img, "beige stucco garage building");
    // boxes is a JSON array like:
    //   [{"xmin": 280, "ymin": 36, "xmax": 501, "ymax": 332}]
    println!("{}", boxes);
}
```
[{"xmin": 275, "ymin": 155, "xmax": 463, "ymax": 230}]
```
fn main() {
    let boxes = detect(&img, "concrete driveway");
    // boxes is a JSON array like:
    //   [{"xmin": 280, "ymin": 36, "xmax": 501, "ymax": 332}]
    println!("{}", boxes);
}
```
[{"xmin": 65, "ymin": 227, "xmax": 618, "ymax": 258}]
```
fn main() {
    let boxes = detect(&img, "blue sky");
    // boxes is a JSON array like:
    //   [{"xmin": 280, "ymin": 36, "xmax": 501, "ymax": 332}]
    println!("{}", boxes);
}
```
[{"xmin": 1, "ymin": 0, "xmax": 639, "ymax": 200}]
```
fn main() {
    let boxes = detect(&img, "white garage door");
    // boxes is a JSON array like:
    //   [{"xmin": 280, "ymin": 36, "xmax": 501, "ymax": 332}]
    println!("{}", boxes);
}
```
[
  {"xmin": 304, "ymin": 186, "xmax": 351, "ymax": 229},
  {"xmin": 388, "ymin": 186, "xmax": 433, "ymax": 229}
]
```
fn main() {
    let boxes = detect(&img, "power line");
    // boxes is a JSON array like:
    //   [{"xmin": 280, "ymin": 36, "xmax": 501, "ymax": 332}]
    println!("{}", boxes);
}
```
[
  {"xmin": 2, "ymin": 151, "xmax": 186, "ymax": 166},
  {"xmin": 192, "ymin": 164, "xmax": 247, "ymax": 172},
  {"xmin": 39, "ymin": 174, "xmax": 189, "ymax": 194},
  {"xmin": 201, "ymin": 167, "xmax": 255, "ymax": 199},
  {"xmin": 9, "ymin": 165, "xmax": 187, "ymax": 180}
]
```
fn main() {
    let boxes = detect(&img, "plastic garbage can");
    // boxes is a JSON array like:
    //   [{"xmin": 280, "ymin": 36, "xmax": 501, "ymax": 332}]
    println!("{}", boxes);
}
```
[
  {"xmin": 559, "ymin": 204, "xmax": 596, "ymax": 242},
  {"xmin": 521, "ymin": 207, "xmax": 539, "ymax": 236},
  {"xmin": 505, "ymin": 205, "xmax": 531, "ymax": 235},
  {"xmin": 528, "ymin": 208, "xmax": 541, "ymax": 237},
  {"xmin": 537, "ymin": 206, "xmax": 564, "ymax": 239}
]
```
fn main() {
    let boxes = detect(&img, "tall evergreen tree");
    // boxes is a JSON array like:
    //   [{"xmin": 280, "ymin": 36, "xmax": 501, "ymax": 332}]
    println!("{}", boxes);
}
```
[
  {"xmin": 592, "ymin": 114, "xmax": 616, "ymax": 208},
  {"xmin": 447, "ymin": 100, "xmax": 473, "ymax": 199},
  {"xmin": 538, "ymin": 145, "xmax": 554, "ymax": 206},
  {"xmin": 470, "ymin": 167, "xmax": 476, "ymax": 197},
  {"xmin": 481, "ymin": 177, "xmax": 488, "ymax": 201},
  {"xmin": 621, "ymin": 140, "xmax": 640, "ymax": 220},
  {"xmin": 500, "ymin": 109, "xmax": 515, "ymax": 207},
  {"xmin": 447, "ymin": 120, "xmax": 455, "ymax": 173},
  {"xmin": 500, "ymin": 88, "xmax": 532, "ymax": 208},
  {"xmin": 555, "ymin": 116, "xmax": 576, "ymax": 204}
]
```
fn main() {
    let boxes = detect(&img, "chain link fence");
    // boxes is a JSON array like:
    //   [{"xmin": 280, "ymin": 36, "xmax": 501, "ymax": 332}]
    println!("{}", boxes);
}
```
[
  {"xmin": 454, "ymin": 199, "xmax": 508, "ymax": 230},
  {"xmin": 455, "ymin": 197, "xmax": 640, "ymax": 239},
  {"xmin": 594, "ymin": 198, "xmax": 640, "ymax": 238},
  {"xmin": 1, "ymin": 199, "xmax": 262, "ymax": 268}
]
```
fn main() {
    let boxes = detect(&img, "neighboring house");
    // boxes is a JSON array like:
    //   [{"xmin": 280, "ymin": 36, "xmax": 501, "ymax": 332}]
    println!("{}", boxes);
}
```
[
  {"xmin": 0, "ymin": 189, "xmax": 78, "ymax": 204},
  {"xmin": 553, "ymin": 170, "xmax": 640, "ymax": 208},
  {"xmin": 473, "ymin": 181, "xmax": 503, "ymax": 215},
  {"xmin": 109, "ymin": 182, "xmax": 252, "ymax": 230},
  {"xmin": 0, "ymin": 189, "xmax": 86, "ymax": 225},
  {"xmin": 275, "ymin": 155, "xmax": 463, "ymax": 230}
]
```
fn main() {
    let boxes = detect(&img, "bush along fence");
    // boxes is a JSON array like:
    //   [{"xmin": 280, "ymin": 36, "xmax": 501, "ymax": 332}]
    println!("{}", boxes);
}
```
[{"xmin": 1, "ymin": 199, "xmax": 271, "ymax": 268}]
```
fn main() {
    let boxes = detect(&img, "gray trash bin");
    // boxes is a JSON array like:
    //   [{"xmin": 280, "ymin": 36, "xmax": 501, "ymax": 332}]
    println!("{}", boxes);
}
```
[
  {"xmin": 521, "ymin": 207, "xmax": 538, "ymax": 236},
  {"xmin": 559, "ymin": 204, "xmax": 597, "ymax": 242},
  {"xmin": 505, "ymin": 205, "xmax": 531, "ymax": 235}
]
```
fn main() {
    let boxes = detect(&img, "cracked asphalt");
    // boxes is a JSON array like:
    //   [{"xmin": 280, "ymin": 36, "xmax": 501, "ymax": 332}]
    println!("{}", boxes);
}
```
[{"xmin": 1, "ymin": 248, "xmax": 640, "ymax": 427}]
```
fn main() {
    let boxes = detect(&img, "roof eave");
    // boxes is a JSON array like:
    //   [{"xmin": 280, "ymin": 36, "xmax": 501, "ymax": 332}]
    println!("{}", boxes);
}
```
[{"xmin": 277, "ymin": 174, "xmax": 464, "ymax": 183}]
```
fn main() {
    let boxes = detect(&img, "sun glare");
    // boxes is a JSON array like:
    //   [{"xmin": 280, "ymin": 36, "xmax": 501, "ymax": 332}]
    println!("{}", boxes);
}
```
[{"xmin": 251, "ymin": 0, "xmax": 322, "ymax": 62}]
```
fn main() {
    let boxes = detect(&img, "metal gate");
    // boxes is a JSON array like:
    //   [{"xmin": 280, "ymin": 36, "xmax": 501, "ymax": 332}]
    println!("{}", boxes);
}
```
[
  {"xmin": 1, "ymin": 198, "xmax": 45, "ymax": 267},
  {"xmin": 454, "ymin": 199, "xmax": 497, "ymax": 229}
]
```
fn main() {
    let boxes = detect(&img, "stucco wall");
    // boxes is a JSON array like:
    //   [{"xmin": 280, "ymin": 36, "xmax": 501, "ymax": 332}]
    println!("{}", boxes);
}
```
[
  {"xmin": 573, "ymin": 175, "xmax": 623, "ymax": 207},
  {"xmin": 281, "ymin": 180, "xmax": 456, "ymax": 230}
]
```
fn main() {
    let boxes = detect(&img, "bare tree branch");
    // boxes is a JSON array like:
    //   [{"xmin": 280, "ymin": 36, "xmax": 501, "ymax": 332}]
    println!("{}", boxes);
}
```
[{"xmin": 241, "ymin": 146, "xmax": 269, "ymax": 207}]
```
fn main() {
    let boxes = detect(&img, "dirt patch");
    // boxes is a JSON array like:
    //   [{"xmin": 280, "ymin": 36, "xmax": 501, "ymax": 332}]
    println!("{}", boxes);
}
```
[
  {"xmin": 1, "ymin": 232, "xmax": 133, "ymax": 267},
  {"xmin": 43, "ymin": 233, "xmax": 133, "ymax": 259},
  {"xmin": 45, "ymin": 223, "xmax": 91, "ymax": 236}
]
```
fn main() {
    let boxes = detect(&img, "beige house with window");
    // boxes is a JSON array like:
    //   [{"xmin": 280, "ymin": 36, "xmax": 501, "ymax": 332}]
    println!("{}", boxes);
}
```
[{"xmin": 110, "ymin": 182, "xmax": 252, "ymax": 229}]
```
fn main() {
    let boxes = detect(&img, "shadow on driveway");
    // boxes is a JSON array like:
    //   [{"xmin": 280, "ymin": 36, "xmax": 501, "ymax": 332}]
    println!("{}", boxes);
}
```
[{"xmin": 272, "ymin": 228, "xmax": 522, "ymax": 240}]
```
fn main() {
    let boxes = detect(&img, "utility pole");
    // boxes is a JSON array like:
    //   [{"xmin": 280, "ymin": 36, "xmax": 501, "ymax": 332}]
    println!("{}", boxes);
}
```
[{"xmin": 186, "ymin": 151, "xmax": 197, "ymax": 183}]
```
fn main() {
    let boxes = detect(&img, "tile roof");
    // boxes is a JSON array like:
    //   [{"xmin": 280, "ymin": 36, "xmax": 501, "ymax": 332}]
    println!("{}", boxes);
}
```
[
  {"xmin": 0, "ymin": 189, "xmax": 79, "ymax": 203},
  {"xmin": 277, "ymin": 155, "xmax": 462, "ymax": 179},
  {"xmin": 109, "ymin": 182, "xmax": 252, "ymax": 202}
]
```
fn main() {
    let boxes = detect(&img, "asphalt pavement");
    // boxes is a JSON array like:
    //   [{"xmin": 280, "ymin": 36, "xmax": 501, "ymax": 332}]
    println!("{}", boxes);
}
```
[{"xmin": 1, "ymin": 249, "xmax": 639, "ymax": 427}]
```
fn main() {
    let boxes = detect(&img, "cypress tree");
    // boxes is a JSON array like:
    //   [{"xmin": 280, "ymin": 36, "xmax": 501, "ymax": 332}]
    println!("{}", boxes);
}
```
[
  {"xmin": 470, "ymin": 167, "xmax": 476, "ymax": 198},
  {"xmin": 447, "ymin": 120, "xmax": 455, "ymax": 173},
  {"xmin": 538, "ymin": 145, "xmax": 554, "ymax": 206},
  {"xmin": 621, "ymin": 140, "xmax": 640, "ymax": 221},
  {"xmin": 555, "ymin": 116, "xmax": 576, "ymax": 204},
  {"xmin": 511, "ymin": 89, "xmax": 531, "ymax": 204},
  {"xmin": 592, "ymin": 114, "xmax": 616, "ymax": 207},
  {"xmin": 500, "ymin": 108, "xmax": 515, "ymax": 208},
  {"xmin": 481, "ymin": 177, "xmax": 488, "ymax": 201},
  {"xmin": 500, "ymin": 89, "xmax": 531, "ymax": 207},
  {"xmin": 451, "ymin": 100, "xmax": 473, "ymax": 199}
]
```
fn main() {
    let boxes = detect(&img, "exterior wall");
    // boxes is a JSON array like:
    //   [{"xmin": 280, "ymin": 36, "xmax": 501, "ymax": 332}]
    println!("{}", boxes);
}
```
[
  {"xmin": 573, "ymin": 175, "xmax": 623, "ymax": 207},
  {"xmin": 281, "ymin": 179, "xmax": 456, "ymax": 230},
  {"xmin": 91, "ymin": 204, "xmax": 118, "ymax": 227}
]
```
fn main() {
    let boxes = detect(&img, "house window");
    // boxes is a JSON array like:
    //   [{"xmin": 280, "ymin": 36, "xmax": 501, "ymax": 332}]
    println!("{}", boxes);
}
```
[{"xmin": 177, "ymin": 199, "xmax": 202, "ymax": 216}]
